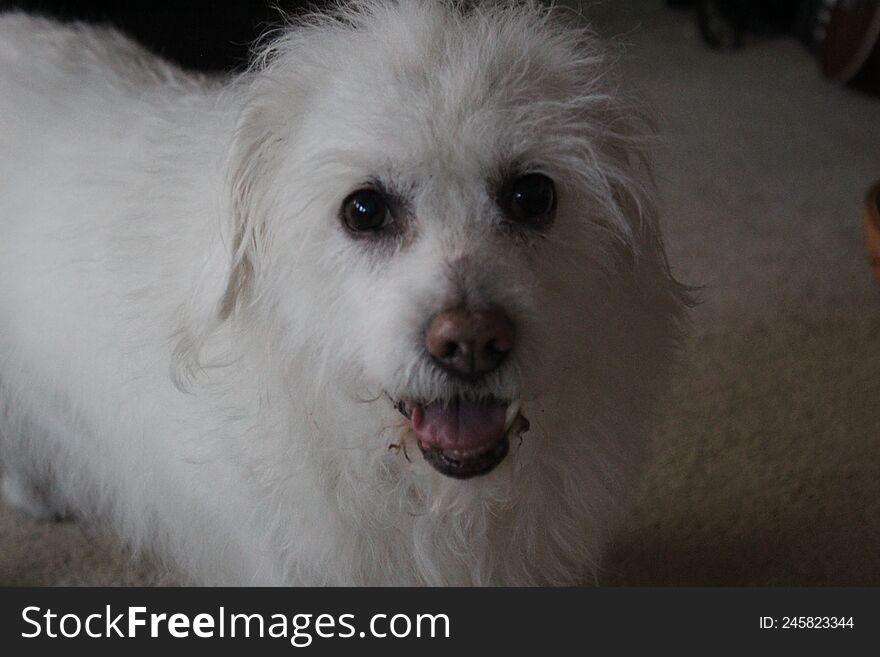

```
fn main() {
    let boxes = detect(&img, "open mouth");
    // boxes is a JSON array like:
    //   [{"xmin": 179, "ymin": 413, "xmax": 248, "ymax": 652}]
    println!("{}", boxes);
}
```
[{"xmin": 395, "ymin": 397, "xmax": 529, "ymax": 479}]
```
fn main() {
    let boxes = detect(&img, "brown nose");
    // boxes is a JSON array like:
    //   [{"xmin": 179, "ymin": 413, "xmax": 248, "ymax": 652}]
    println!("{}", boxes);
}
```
[{"xmin": 425, "ymin": 307, "xmax": 514, "ymax": 380}]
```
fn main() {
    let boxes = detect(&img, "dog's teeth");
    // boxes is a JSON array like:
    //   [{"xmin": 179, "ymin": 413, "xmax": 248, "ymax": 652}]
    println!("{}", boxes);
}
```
[
  {"xmin": 394, "ymin": 399, "xmax": 412, "ymax": 420},
  {"xmin": 504, "ymin": 400, "xmax": 522, "ymax": 431}
]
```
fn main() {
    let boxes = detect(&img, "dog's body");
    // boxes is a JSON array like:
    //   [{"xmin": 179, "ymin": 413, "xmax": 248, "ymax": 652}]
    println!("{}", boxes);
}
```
[{"xmin": 0, "ymin": 1, "xmax": 685, "ymax": 585}]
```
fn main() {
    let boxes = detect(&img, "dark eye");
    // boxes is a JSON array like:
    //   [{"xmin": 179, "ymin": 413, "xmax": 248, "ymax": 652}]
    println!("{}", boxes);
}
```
[
  {"xmin": 500, "ymin": 173, "xmax": 556, "ymax": 228},
  {"xmin": 341, "ymin": 188, "xmax": 391, "ymax": 233}
]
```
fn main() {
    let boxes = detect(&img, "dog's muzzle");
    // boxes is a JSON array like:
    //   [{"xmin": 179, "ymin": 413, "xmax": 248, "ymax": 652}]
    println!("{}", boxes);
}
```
[
  {"xmin": 392, "ymin": 305, "xmax": 527, "ymax": 478},
  {"xmin": 397, "ymin": 398, "xmax": 529, "ymax": 479}
]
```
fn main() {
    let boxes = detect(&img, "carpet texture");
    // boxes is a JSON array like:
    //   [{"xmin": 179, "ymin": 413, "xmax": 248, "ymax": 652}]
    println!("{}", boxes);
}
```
[{"xmin": 2, "ymin": 1, "xmax": 878, "ymax": 586}]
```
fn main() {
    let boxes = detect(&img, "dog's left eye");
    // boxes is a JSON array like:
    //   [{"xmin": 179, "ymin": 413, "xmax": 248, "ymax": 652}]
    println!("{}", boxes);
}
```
[
  {"xmin": 499, "ymin": 173, "xmax": 557, "ymax": 229},
  {"xmin": 341, "ymin": 189, "xmax": 391, "ymax": 233}
]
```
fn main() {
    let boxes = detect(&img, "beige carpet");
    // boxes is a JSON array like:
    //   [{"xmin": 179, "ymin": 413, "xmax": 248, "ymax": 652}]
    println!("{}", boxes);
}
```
[{"xmin": 2, "ymin": 2, "xmax": 879, "ymax": 586}]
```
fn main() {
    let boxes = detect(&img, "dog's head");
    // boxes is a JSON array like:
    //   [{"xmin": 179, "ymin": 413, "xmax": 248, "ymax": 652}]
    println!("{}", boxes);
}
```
[{"xmin": 208, "ymin": 1, "xmax": 686, "ymax": 489}]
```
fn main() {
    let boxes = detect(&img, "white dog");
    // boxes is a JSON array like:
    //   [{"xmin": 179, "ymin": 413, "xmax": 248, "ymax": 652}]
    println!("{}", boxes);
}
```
[{"xmin": 0, "ymin": 0, "xmax": 686, "ymax": 585}]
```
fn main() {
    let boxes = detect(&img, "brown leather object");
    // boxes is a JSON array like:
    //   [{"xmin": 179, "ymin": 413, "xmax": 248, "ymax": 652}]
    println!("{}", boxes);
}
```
[
  {"xmin": 821, "ymin": 1, "xmax": 880, "ymax": 94},
  {"xmin": 865, "ymin": 179, "xmax": 880, "ymax": 283}
]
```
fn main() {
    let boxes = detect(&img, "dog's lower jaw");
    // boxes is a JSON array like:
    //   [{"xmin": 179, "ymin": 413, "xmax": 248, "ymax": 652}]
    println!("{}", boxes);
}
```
[
  {"xmin": 394, "ymin": 396, "xmax": 529, "ymax": 479},
  {"xmin": 418, "ymin": 434, "xmax": 510, "ymax": 479}
]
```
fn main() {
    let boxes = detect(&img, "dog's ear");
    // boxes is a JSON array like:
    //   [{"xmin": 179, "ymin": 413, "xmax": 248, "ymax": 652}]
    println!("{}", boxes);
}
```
[
  {"xmin": 220, "ymin": 100, "xmax": 284, "ymax": 321},
  {"xmin": 171, "ymin": 98, "xmax": 285, "ymax": 389}
]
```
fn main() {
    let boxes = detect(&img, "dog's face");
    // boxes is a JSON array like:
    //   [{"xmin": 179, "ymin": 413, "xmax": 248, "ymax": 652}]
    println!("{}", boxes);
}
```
[
  {"xmin": 224, "ymin": 2, "xmax": 683, "ymax": 486},
  {"xmin": 322, "ymin": 116, "xmax": 550, "ymax": 479}
]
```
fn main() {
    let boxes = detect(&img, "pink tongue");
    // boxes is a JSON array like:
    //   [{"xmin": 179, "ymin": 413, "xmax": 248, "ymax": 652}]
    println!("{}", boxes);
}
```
[{"xmin": 411, "ymin": 399, "xmax": 507, "ymax": 451}]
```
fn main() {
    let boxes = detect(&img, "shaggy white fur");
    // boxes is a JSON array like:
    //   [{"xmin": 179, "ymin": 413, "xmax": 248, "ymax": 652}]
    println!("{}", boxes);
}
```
[{"xmin": 0, "ymin": 0, "xmax": 686, "ymax": 585}]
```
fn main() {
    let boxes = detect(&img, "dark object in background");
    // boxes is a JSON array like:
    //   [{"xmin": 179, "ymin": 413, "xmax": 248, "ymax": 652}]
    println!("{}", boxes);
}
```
[
  {"xmin": 0, "ymin": 0, "xmax": 315, "ymax": 71},
  {"xmin": 821, "ymin": 0, "xmax": 880, "ymax": 94},
  {"xmin": 864, "ymin": 178, "xmax": 880, "ymax": 284},
  {"xmin": 694, "ymin": 0, "xmax": 805, "ymax": 49},
  {"xmin": 671, "ymin": 0, "xmax": 880, "ymax": 97},
  {"xmin": 796, "ymin": 0, "xmax": 839, "ymax": 50}
]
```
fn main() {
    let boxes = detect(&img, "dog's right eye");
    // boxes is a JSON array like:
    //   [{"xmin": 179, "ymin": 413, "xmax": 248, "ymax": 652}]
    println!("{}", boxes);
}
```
[{"xmin": 341, "ymin": 189, "xmax": 391, "ymax": 234}]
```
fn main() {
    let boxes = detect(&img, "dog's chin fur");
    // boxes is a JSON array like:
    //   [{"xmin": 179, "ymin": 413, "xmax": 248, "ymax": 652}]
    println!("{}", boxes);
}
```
[{"xmin": 0, "ymin": 1, "xmax": 688, "ymax": 585}]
